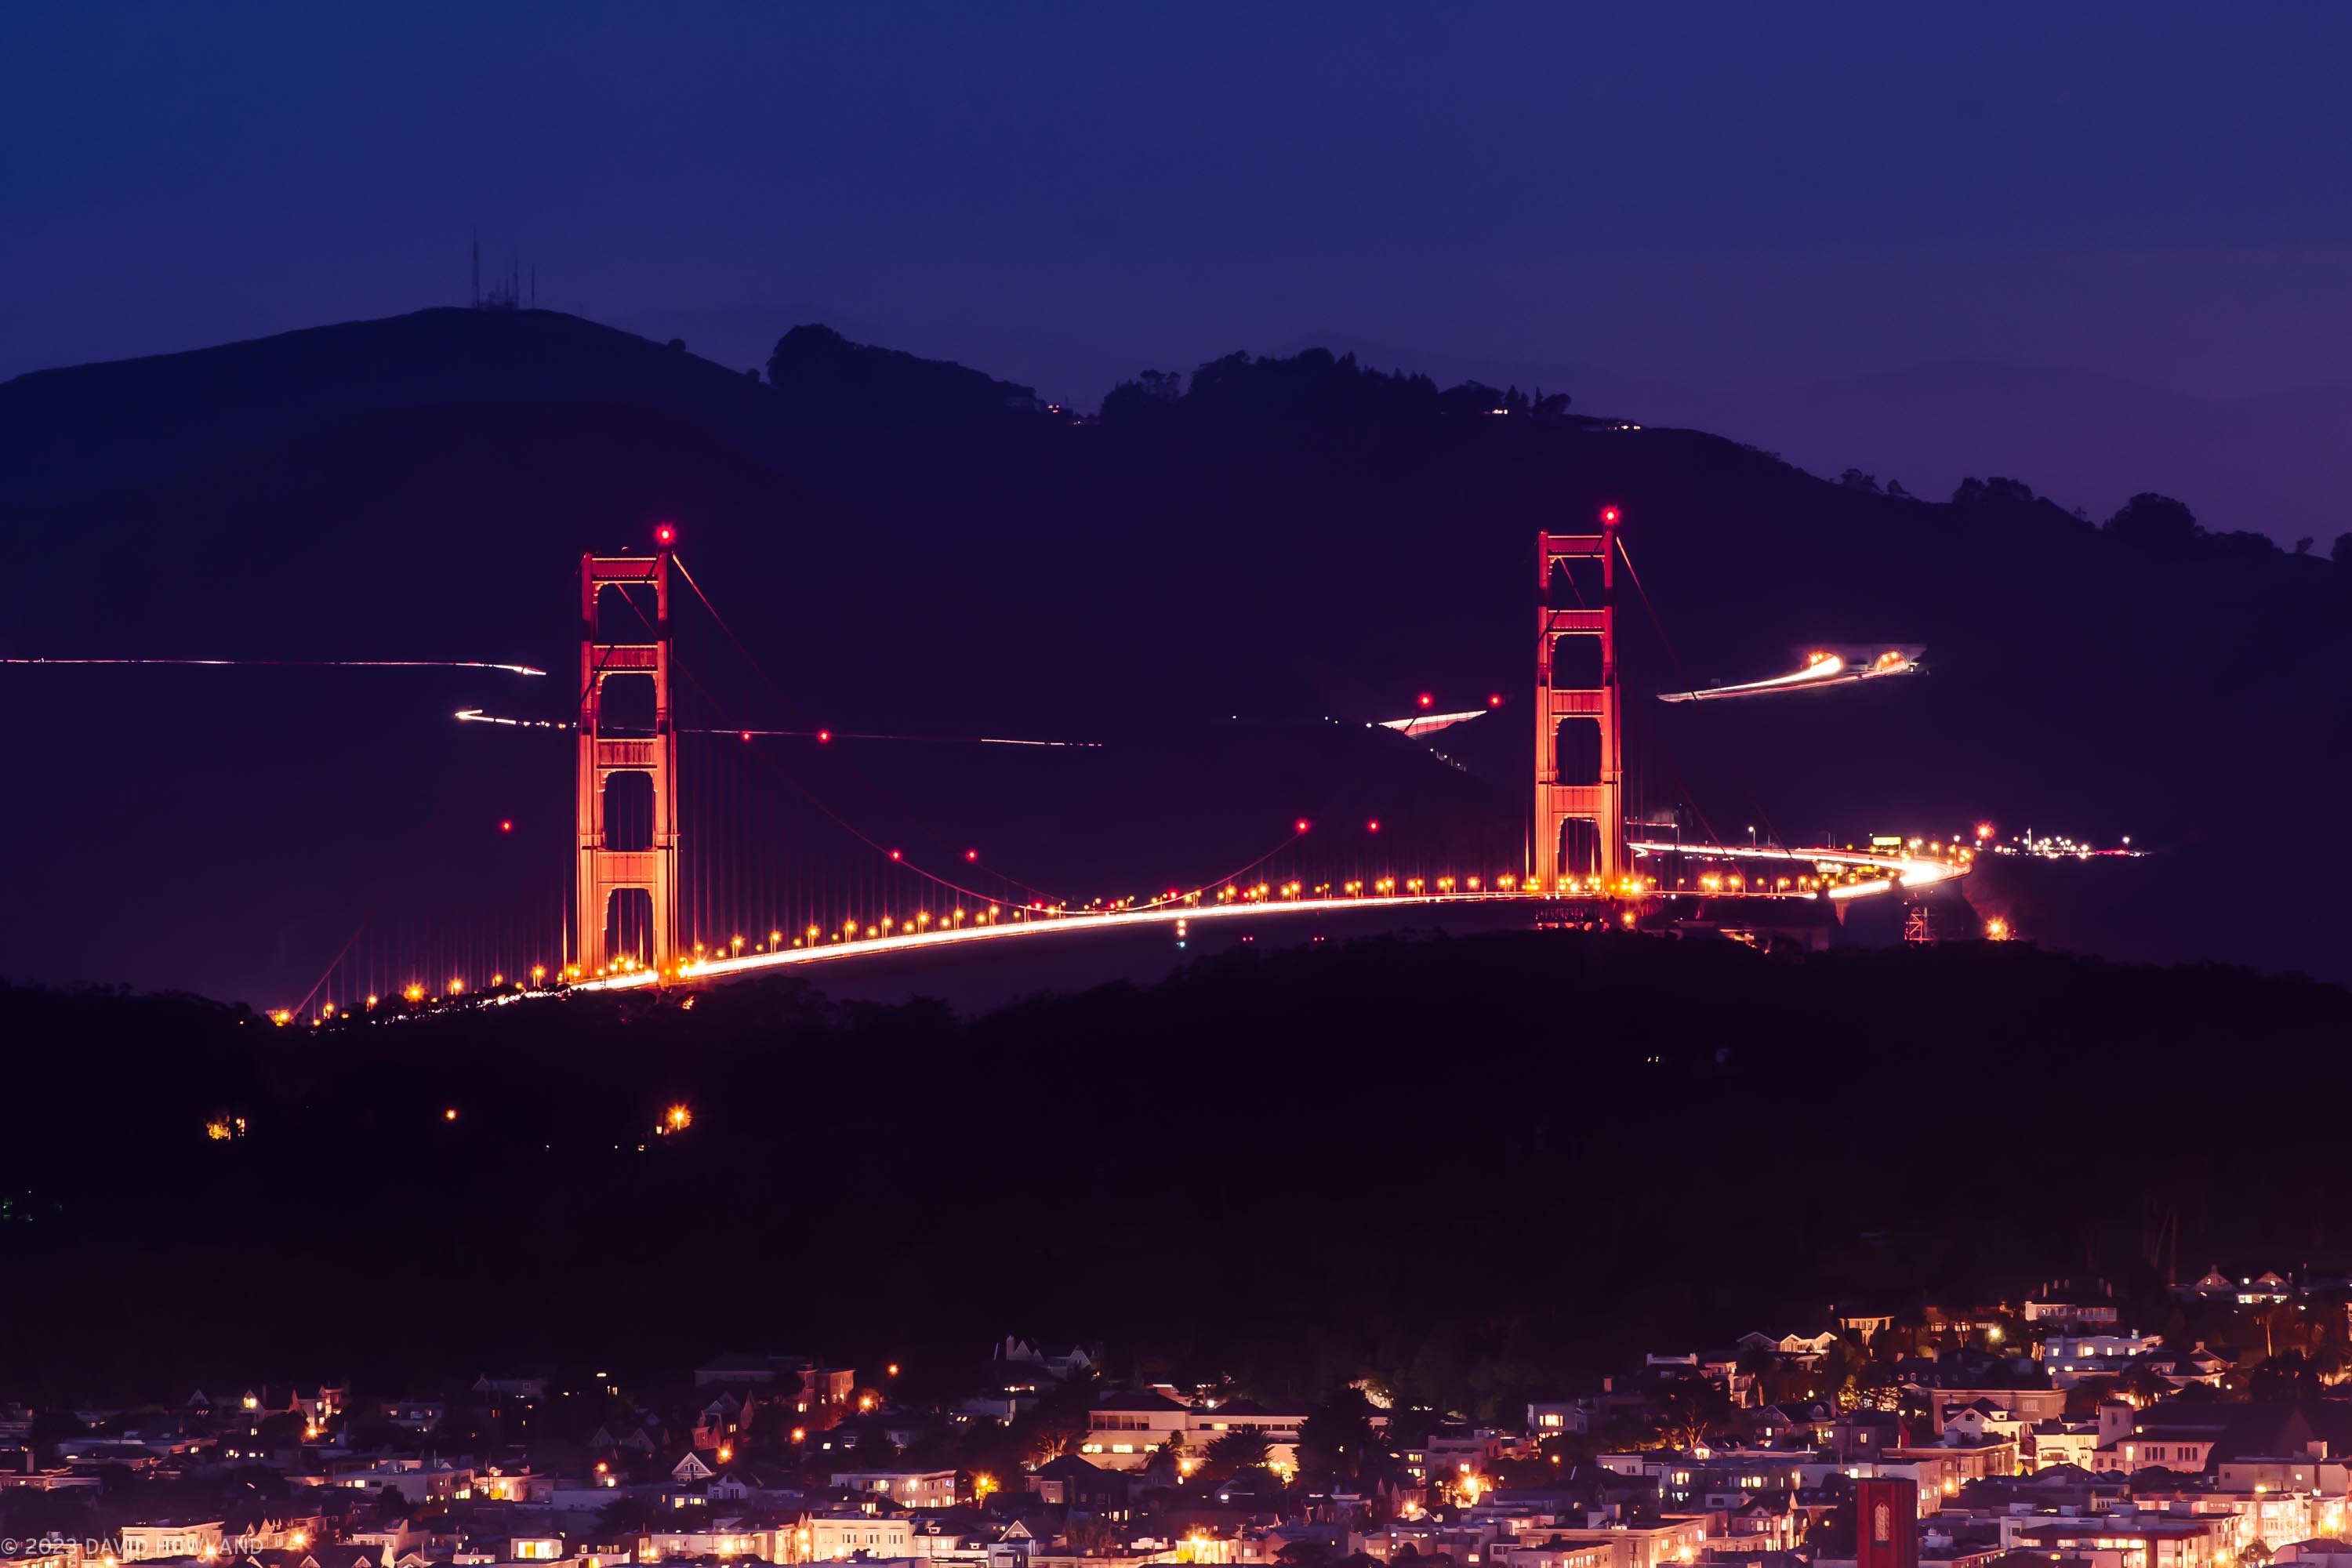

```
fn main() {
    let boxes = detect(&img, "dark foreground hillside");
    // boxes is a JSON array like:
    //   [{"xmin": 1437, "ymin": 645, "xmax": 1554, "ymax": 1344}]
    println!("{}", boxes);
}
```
[
  {"xmin": 1, "ymin": 931, "xmax": 2339, "ymax": 1405},
  {"xmin": 4, "ymin": 309, "xmax": 2350, "ymax": 999}
]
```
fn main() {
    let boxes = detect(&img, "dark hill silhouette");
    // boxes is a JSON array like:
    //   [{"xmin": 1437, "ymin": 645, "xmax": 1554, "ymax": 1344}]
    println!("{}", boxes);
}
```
[
  {"xmin": 2, "ymin": 309, "xmax": 2347, "ymax": 1000},
  {"xmin": 1308, "ymin": 335, "xmax": 2352, "ymax": 549},
  {"xmin": 764, "ymin": 322, "xmax": 1040, "ymax": 419},
  {"xmin": 0, "ymin": 307, "xmax": 788, "ymax": 504}
]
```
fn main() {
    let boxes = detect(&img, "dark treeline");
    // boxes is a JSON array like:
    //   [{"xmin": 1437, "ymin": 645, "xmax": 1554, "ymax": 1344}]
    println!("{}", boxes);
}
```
[
  {"xmin": 2, "ymin": 931, "xmax": 2341, "ymax": 1410},
  {"xmin": 1100, "ymin": 349, "xmax": 1572, "ymax": 426}
]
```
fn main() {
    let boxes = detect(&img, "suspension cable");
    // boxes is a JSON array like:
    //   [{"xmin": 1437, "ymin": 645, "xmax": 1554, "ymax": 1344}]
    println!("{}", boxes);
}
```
[{"xmin": 1614, "ymin": 537, "xmax": 1795, "ymax": 862}]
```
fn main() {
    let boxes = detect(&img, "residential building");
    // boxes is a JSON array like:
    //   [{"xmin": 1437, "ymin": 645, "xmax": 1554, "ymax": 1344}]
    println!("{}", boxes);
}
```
[{"xmin": 828, "ymin": 1469, "xmax": 957, "ymax": 1509}]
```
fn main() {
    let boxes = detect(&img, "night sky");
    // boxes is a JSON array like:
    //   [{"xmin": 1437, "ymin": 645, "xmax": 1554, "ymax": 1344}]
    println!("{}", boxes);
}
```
[{"xmin": 10, "ymin": 4, "xmax": 2352, "ymax": 538}]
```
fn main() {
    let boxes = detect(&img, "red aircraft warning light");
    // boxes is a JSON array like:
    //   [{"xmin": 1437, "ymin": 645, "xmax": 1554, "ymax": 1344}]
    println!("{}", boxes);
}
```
[
  {"xmin": 889, "ymin": 848, "xmax": 903, "ymax": 862},
  {"xmin": 1294, "ymin": 818, "xmax": 1311, "ymax": 834},
  {"xmin": 1367, "ymin": 818, "xmax": 1382, "ymax": 833},
  {"xmin": 965, "ymin": 848, "xmax": 979, "ymax": 862},
  {"xmin": 1488, "ymin": 693, "xmax": 1503, "ymax": 707},
  {"xmin": 1417, "ymin": 692, "xmax": 1434, "ymax": 709},
  {"xmin": 655, "ymin": 522, "xmax": 677, "ymax": 546},
  {"xmin": 1599, "ymin": 505, "xmax": 1620, "ymax": 525},
  {"xmin": 499, "ymin": 819, "xmax": 513, "ymax": 833},
  {"xmin": 816, "ymin": 728, "xmax": 833, "ymax": 743}
]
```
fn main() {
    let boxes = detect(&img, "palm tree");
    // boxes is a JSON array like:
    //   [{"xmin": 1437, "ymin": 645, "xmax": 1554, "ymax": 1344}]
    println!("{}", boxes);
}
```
[
  {"xmin": 1734, "ymin": 1347, "xmax": 1782, "ymax": 1409},
  {"xmin": 1204, "ymin": 1428, "xmax": 1273, "ymax": 1479}
]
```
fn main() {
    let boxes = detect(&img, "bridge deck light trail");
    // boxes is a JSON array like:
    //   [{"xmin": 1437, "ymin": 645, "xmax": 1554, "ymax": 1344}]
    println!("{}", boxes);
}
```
[
  {"xmin": 328, "ymin": 845, "xmax": 1955, "ymax": 1016},
  {"xmin": 568, "ymin": 837, "xmax": 1965, "ymax": 996},
  {"xmin": 1624, "ymin": 839, "xmax": 1965, "ymax": 892}
]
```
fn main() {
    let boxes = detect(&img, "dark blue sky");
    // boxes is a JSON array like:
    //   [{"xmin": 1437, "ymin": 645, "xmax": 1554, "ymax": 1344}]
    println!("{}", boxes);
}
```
[{"xmin": 9, "ymin": 4, "xmax": 2352, "ymax": 530}]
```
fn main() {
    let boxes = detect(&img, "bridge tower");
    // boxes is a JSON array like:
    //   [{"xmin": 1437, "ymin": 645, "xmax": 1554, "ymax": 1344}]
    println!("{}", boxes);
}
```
[
  {"xmin": 574, "ymin": 545, "xmax": 680, "ymax": 976},
  {"xmin": 1534, "ymin": 511, "xmax": 1624, "ymax": 890}
]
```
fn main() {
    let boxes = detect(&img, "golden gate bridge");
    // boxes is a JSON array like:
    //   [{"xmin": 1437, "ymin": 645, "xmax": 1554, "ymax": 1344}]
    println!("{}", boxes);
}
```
[{"xmin": 258, "ymin": 509, "xmax": 1974, "ymax": 1024}]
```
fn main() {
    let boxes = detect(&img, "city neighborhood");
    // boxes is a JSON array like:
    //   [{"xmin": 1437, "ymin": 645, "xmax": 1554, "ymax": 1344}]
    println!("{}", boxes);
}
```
[{"xmin": 9, "ymin": 1277, "xmax": 2352, "ymax": 1568}]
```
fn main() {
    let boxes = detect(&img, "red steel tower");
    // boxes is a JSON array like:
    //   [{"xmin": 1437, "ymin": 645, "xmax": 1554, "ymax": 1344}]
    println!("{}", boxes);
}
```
[
  {"xmin": 575, "ymin": 548, "xmax": 679, "ymax": 975},
  {"xmin": 1534, "ymin": 513, "xmax": 1624, "ymax": 889}
]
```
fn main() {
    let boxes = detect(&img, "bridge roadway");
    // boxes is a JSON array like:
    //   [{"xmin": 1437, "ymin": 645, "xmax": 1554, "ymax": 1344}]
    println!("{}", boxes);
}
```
[{"xmin": 575, "ymin": 844, "xmax": 1966, "ymax": 993}]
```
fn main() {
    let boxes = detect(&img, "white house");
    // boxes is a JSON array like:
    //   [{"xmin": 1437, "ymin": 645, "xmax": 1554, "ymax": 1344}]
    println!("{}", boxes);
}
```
[
  {"xmin": 804, "ymin": 1516, "xmax": 913, "ymax": 1560},
  {"xmin": 828, "ymin": 1470, "xmax": 957, "ymax": 1510},
  {"xmin": 118, "ymin": 1523, "xmax": 226, "ymax": 1562}
]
